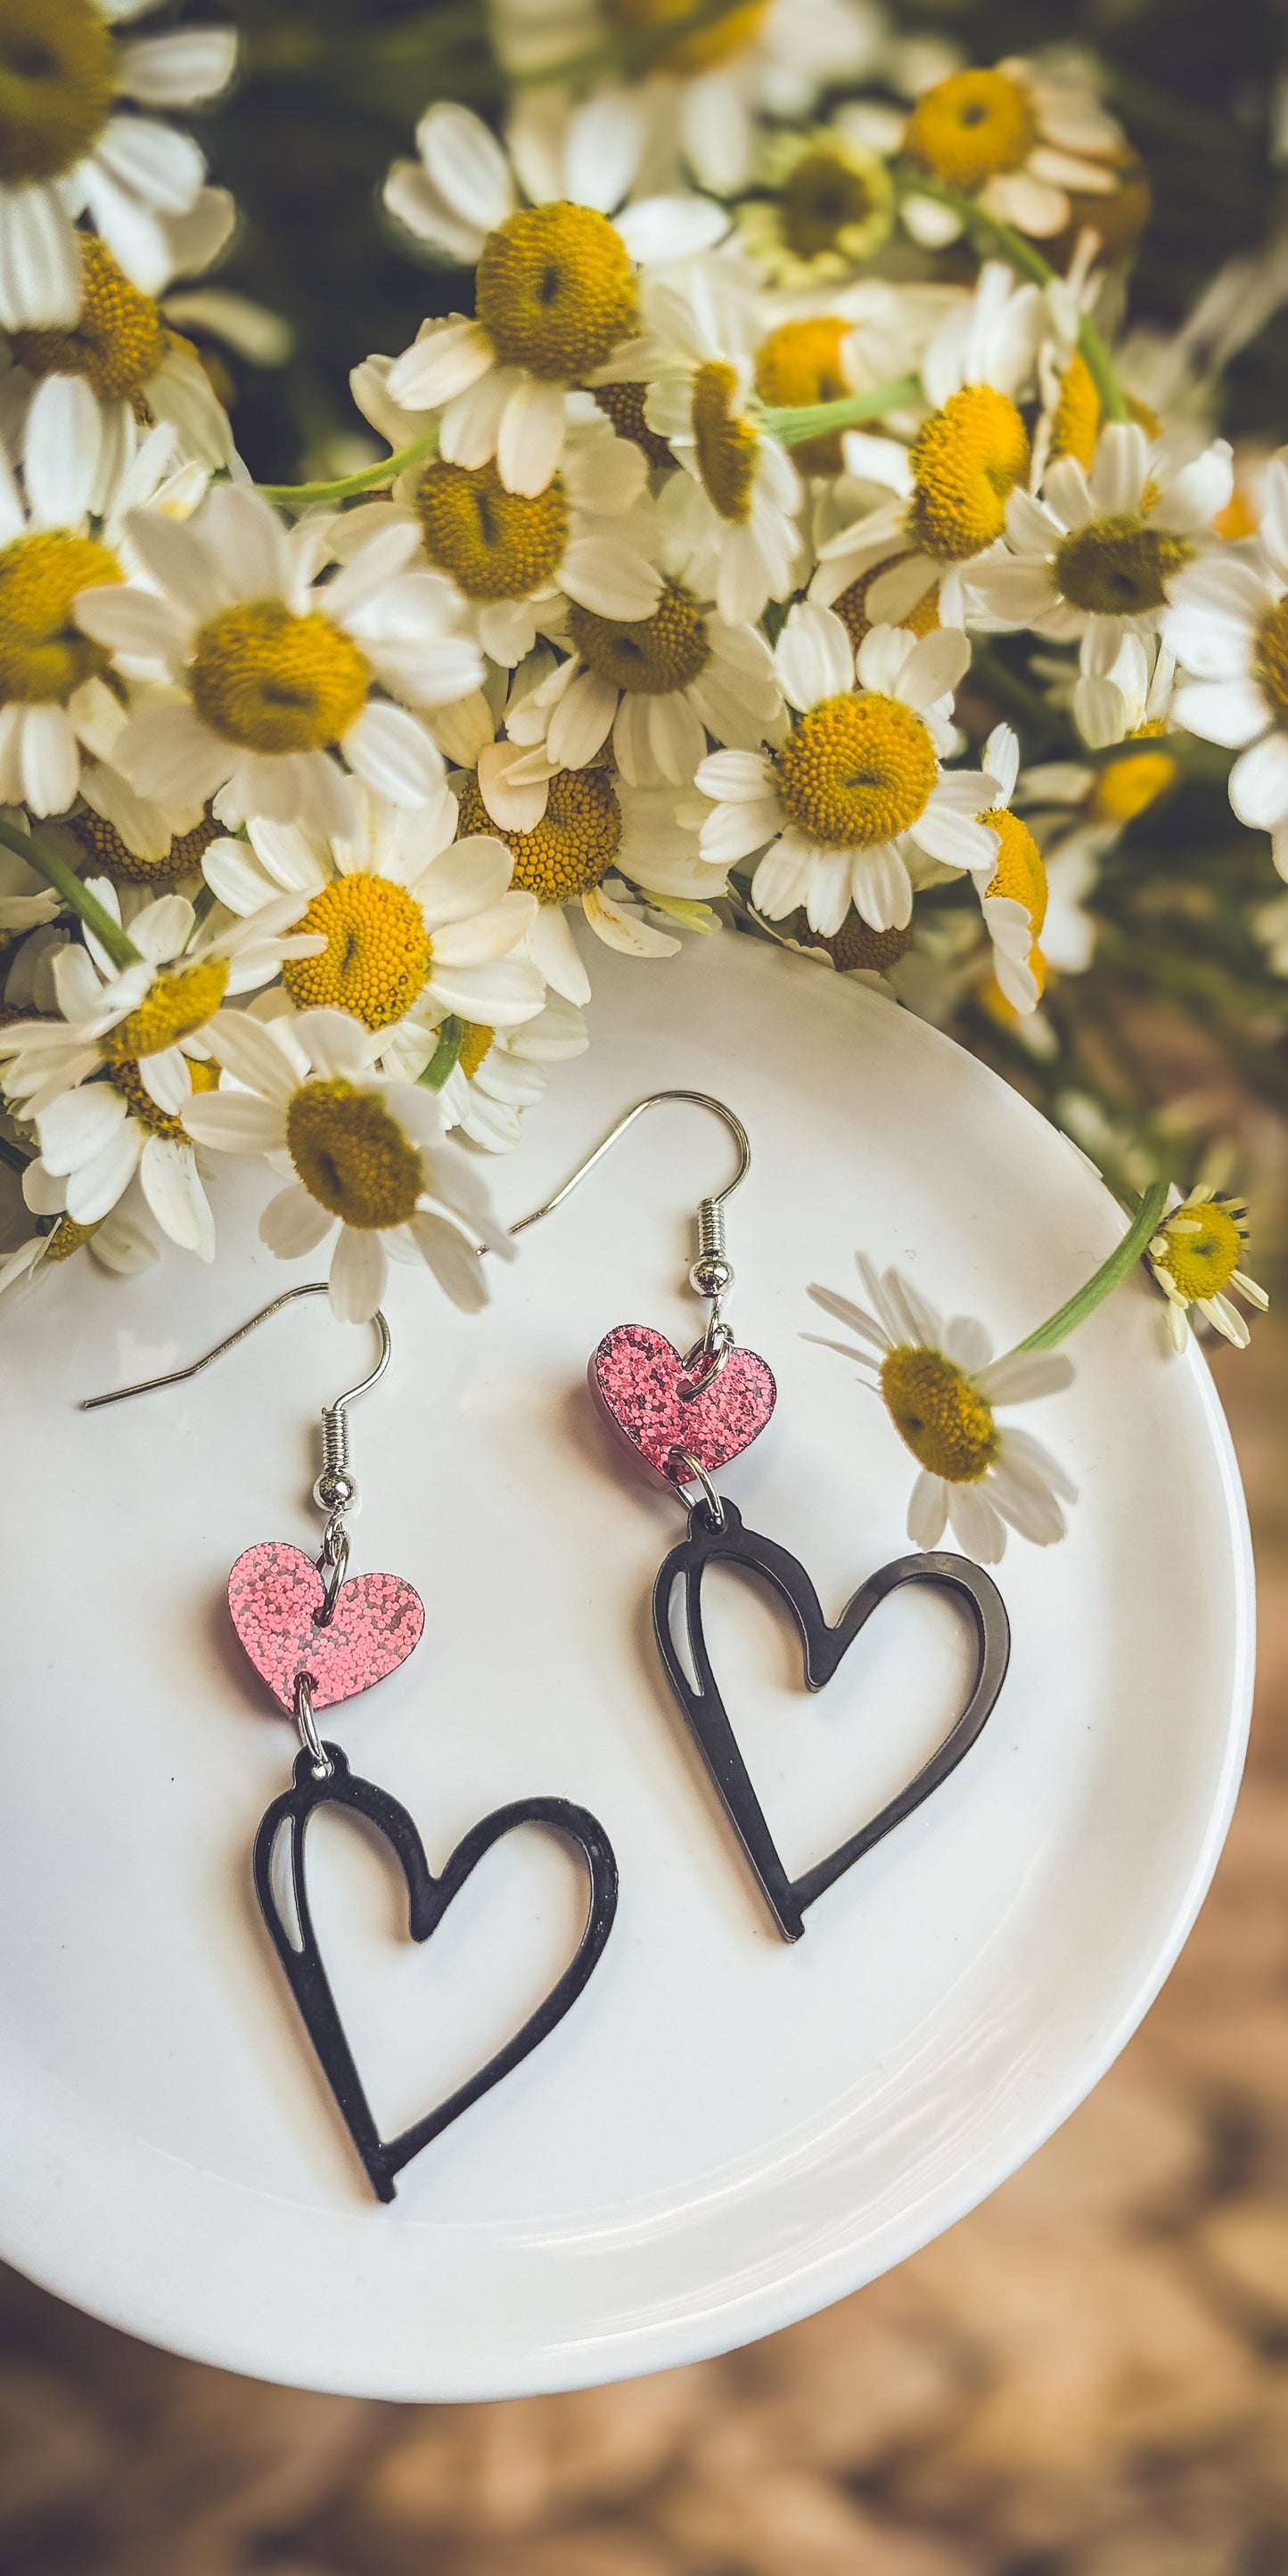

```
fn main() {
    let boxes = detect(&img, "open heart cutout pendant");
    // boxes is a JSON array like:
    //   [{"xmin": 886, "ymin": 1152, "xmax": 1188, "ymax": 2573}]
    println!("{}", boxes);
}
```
[
  {"xmin": 254, "ymin": 1746, "xmax": 619, "ymax": 2200},
  {"xmin": 652, "ymin": 1501, "xmax": 1010, "ymax": 1941}
]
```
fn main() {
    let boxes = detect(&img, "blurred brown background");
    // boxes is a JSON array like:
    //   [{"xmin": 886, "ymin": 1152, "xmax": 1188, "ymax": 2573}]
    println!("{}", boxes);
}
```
[{"xmin": 3, "ymin": 1319, "xmax": 1286, "ymax": 2576}]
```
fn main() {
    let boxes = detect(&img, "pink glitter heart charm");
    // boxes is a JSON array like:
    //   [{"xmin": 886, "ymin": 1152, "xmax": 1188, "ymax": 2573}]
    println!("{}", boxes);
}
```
[
  {"xmin": 227, "ymin": 1542, "xmax": 424, "ymax": 1714},
  {"xmin": 590, "ymin": 1324, "xmax": 775, "ymax": 1484}
]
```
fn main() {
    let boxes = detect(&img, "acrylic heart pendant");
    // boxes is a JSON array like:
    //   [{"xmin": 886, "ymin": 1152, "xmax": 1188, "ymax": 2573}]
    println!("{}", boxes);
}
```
[
  {"xmin": 590, "ymin": 1324, "xmax": 776, "ymax": 1483},
  {"xmin": 228, "ymin": 1542, "xmax": 424, "ymax": 1713},
  {"xmin": 652, "ymin": 1501, "xmax": 1011, "ymax": 1940},
  {"xmin": 254, "ymin": 1746, "xmax": 619, "ymax": 2202}
]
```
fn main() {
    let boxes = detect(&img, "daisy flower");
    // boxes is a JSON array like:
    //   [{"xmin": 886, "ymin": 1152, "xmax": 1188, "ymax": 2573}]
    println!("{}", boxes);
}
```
[
  {"xmin": 1071, "ymin": 629, "xmax": 1176, "ymax": 755},
  {"xmin": 380, "ymin": 96, "xmax": 726, "ymax": 498},
  {"xmin": 419, "ymin": 993, "xmax": 587, "ymax": 1152},
  {"xmin": 451, "ymin": 751, "xmax": 718, "ymax": 1004},
  {"xmin": 338, "ymin": 393, "xmax": 660, "ymax": 670},
  {"xmin": 806, "ymin": 1254, "xmax": 1077, "ymax": 1561},
  {"xmin": 74, "ymin": 482, "xmax": 477, "ymax": 838},
  {"xmin": 620, "ymin": 264, "xmax": 802, "ymax": 626},
  {"xmin": 965, "ymin": 421, "xmax": 1233, "ymax": 677},
  {"xmin": 182, "ymin": 1006, "xmax": 513, "ymax": 1322},
  {"xmin": 902, "ymin": 56, "xmax": 1125, "ymax": 246},
  {"xmin": 0, "ymin": 1171, "xmax": 154, "ymax": 1297},
  {"xmin": 695, "ymin": 604, "xmax": 999, "ymax": 937},
  {"xmin": 502, "ymin": 490, "xmax": 785, "ymax": 784},
  {"xmin": 811, "ymin": 378, "xmax": 1032, "ymax": 632},
  {"xmin": 1, "ymin": 232, "xmax": 235, "ymax": 476},
  {"xmin": 491, "ymin": 0, "xmax": 886, "ymax": 199},
  {"xmin": 200, "ymin": 778, "xmax": 546, "ymax": 1046},
  {"xmin": 1163, "ymin": 450, "xmax": 1288, "ymax": 877},
  {"xmin": 749, "ymin": 295, "xmax": 931, "ymax": 493},
  {"xmin": 0, "ymin": 879, "xmax": 320, "ymax": 1120},
  {"xmin": 735, "ymin": 125, "xmax": 895, "ymax": 288},
  {"xmin": 0, "ymin": 369, "xmax": 193, "ymax": 815},
  {"xmin": 26, "ymin": 1030, "xmax": 221, "ymax": 1254},
  {"xmin": 1147, "ymin": 1186, "xmax": 1268, "ymax": 1353},
  {"xmin": 0, "ymin": 0, "xmax": 236, "ymax": 327}
]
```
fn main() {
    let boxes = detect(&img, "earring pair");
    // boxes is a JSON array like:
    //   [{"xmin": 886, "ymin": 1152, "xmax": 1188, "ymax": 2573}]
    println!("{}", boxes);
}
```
[{"xmin": 84, "ymin": 1092, "xmax": 1009, "ymax": 2202}]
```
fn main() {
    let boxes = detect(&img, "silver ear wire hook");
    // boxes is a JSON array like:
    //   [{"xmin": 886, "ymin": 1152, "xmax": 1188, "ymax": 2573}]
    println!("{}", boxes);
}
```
[
  {"xmin": 80, "ymin": 1283, "xmax": 390, "ymax": 1618},
  {"xmin": 505, "ymin": 1092, "xmax": 750, "ymax": 1395}
]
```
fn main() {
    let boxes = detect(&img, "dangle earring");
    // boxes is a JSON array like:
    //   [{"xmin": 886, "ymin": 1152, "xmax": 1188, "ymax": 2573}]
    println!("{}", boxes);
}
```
[
  {"xmin": 83, "ymin": 1283, "xmax": 619, "ymax": 2204},
  {"xmin": 510, "ymin": 1093, "xmax": 1012, "ymax": 1944}
]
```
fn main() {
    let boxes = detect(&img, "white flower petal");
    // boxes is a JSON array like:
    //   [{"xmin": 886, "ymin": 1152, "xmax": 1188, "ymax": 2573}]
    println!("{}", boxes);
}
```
[
  {"xmin": 328, "ymin": 1223, "xmax": 388, "ymax": 1322},
  {"xmin": 258, "ymin": 1181, "xmax": 335, "ymax": 1258},
  {"xmin": 1230, "ymin": 731, "xmax": 1288, "ymax": 832},
  {"xmin": 496, "ymin": 377, "xmax": 567, "ymax": 497},
  {"xmin": 775, "ymin": 601, "xmax": 853, "ymax": 711}
]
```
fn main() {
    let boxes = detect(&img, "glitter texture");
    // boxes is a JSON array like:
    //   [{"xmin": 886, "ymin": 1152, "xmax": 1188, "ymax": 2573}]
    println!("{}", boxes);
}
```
[
  {"xmin": 590, "ymin": 1324, "xmax": 776, "ymax": 1484},
  {"xmin": 227, "ymin": 1541, "xmax": 424, "ymax": 1713}
]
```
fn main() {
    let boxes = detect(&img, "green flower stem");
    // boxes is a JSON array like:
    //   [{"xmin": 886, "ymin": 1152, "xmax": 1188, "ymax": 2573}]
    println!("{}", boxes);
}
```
[
  {"xmin": 758, "ymin": 373, "xmax": 923, "ymax": 447},
  {"xmin": 258, "ymin": 424, "xmax": 439, "ymax": 509},
  {"xmin": 507, "ymin": 0, "xmax": 750, "ymax": 87},
  {"xmin": 418, "ymin": 1015, "xmax": 464, "ymax": 1091},
  {"xmin": 0, "ymin": 816, "xmax": 142, "ymax": 971},
  {"xmin": 1013, "ymin": 1175, "xmax": 1170, "ymax": 1353},
  {"xmin": 895, "ymin": 171, "xmax": 1130, "ymax": 424}
]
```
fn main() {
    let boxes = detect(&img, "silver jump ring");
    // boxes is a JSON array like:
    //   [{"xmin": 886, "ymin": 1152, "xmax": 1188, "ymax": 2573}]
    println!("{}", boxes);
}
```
[
  {"xmin": 667, "ymin": 1445, "xmax": 726, "ymax": 1529},
  {"xmin": 676, "ymin": 1341, "xmax": 730, "ymax": 1402},
  {"xmin": 293, "ymin": 1672, "xmax": 332, "ymax": 1779},
  {"xmin": 677, "ymin": 1324, "xmax": 734, "ymax": 1403},
  {"xmin": 315, "ymin": 1518, "xmax": 349, "ymax": 1628}
]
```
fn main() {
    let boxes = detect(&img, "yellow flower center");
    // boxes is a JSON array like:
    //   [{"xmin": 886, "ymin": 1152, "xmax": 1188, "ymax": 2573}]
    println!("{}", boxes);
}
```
[
  {"xmin": 755, "ymin": 317, "xmax": 851, "ymax": 476},
  {"xmin": 458, "ymin": 767, "xmax": 620, "ymax": 902},
  {"xmin": 905, "ymin": 67, "xmax": 1038, "ymax": 191},
  {"xmin": 775, "ymin": 140, "xmax": 892, "ymax": 267},
  {"xmin": 832, "ymin": 554, "xmax": 939, "ymax": 652},
  {"xmin": 1256, "ymin": 597, "xmax": 1288, "ymax": 722},
  {"xmin": 283, "ymin": 874, "xmax": 431, "ymax": 1032},
  {"xmin": 797, "ymin": 910, "xmax": 915, "ymax": 972},
  {"xmin": 606, "ymin": 0, "xmax": 770, "ymax": 75},
  {"xmin": 982, "ymin": 807, "xmax": 1047, "ymax": 933},
  {"xmin": 1089, "ymin": 746, "xmax": 1177, "ymax": 823},
  {"xmin": 1049, "ymin": 357, "xmax": 1161, "ymax": 469},
  {"xmin": 11, "ymin": 234, "xmax": 165, "ymax": 403},
  {"xmin": 98, "ymin": 957, "xmax": 230, "ymax": 1063},
  {"xmin": 107, "ymin": 1051, "xmax": 218, "ymax": 1139},
  {"xmin": 456, "ymin": 1017, "xmax": 495, "ymax": 1078},
  {"xmin": 189, "ymin": 600, "xmax": 370, "ymax": 755},
  {"xmin": 43, "ymin": 1211, "xmax": 100, "ymax": 1261},
  {"xmin": 415, "ymin": 458, "xmax": 569, "ymax": 601},
  {"xmin": 285, "ymin": 1077, "xmax": 422, "ymax": 1230},
  {"xmin": 776, "ymin": 692, "xmax": 938, "ymax": 848},
  {"xmin": 1054, "ymin": 514, "xmax": 1193, "ymax": 618},
  {"xmin": 0, "ymin": 529, "xmax": 121, "ymax": 705},
  {"xmin": 569, "ymin": 576, "xmax": 710, "ymax": 695},
  {"xmin": 691, "ymin": 360, "xmax": 758, "ymax": 524},
  {"xmin": 590, "ymin": 380, "xmax": 674, "ymax": 470},
  {"xmin": 69, "ymin": 801, "xmax": 223, "ymax": 886},
  {"xmin": 1155, "ymin": 1201, "xmax": 1244, "ymax": 1303},
  {"xmin": 881, "ymin": 1345, "xmax": 1000, "ymax": 1482},
  {"xmin": 909, "ymin": 385, "xmax": 1030, "ymax": 564},
  {"xmin": 475, "ymin": 202, "xmax": 637, "ymax": 380},
  {"xmin": 0, "ymin": 0, "xmax": 113, "ymax": 184},
  {"xmin": 1049, "ymin": 352, "xmax": 1100, "ymax": 470}
]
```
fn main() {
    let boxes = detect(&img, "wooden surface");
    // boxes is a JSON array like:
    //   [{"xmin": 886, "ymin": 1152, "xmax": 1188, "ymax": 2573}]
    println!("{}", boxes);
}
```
[{"xmin": 2, "ymin": 1331, "xmax": 1285, "ymax": 2576}]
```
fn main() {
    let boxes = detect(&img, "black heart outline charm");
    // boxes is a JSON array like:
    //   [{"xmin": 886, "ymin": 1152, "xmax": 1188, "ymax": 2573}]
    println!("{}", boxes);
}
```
[
  {"xmin": 652, "ymin": 1501, "xmax": 1010, "ymax": 1941},
  {"xmin": 253, "ymin": 1746, "xmax": 619, "ymax": 2201}
]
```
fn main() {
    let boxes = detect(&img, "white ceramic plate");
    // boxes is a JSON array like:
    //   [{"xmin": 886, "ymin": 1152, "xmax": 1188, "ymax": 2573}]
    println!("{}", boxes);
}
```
[{"xmin": 0, "ymin": 933, "xmax": 1252, "ymax": 2400}]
